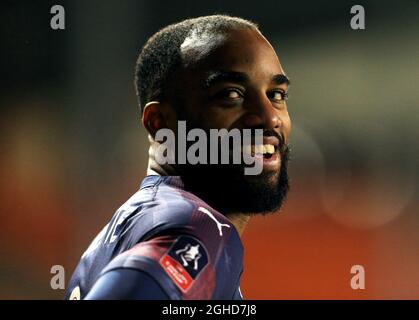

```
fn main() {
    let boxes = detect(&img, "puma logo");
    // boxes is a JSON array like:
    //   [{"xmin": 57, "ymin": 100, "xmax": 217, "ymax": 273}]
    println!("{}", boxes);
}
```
[{"xmin": 198, "ymin": 207, "xmax": 230, "ymax": 236}]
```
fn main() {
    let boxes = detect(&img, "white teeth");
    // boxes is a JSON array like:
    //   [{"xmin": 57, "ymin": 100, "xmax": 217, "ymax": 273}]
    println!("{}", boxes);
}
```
[
  {"xmin": 244, "ymin": 144, "xmax": 275, "ymax": 155},
  {"xmin": 264, "ymin": 144, "xmax": 275, "ymax": 154}
]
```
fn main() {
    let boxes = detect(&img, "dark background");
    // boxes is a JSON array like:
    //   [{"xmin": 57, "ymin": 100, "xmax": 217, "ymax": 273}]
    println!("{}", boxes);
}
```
[{"xmin": 1, "ymin": 0, "xmax": 418, "ymax": 299}]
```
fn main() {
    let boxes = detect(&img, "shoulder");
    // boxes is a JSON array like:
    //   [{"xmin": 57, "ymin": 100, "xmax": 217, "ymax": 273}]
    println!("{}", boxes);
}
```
[
  {"xmin": 98, "ymin": 209, "xmax": 242, "ymax": 300},
  {"xmin": 97, "ymin": 234, "xmax": 214, "ymax": 299},
  {"xmin": 91, "ymin": 178, "xmax": 244, "ymax": 299}
]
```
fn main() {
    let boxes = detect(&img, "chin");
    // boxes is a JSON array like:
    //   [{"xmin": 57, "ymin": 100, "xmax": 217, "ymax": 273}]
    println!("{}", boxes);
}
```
[{"xmin": 180, "ymin": 146, "xmax": 290, "ymax": 215}]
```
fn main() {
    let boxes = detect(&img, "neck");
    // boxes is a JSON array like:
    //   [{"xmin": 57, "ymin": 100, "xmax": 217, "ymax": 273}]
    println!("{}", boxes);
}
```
[
  {"xmin": 147, "ymin": 141, "xmax": 178, "ymax": 176},
  {"xmin": 224, "ymin": 212, "xmax": 251, "ymax": 237}
]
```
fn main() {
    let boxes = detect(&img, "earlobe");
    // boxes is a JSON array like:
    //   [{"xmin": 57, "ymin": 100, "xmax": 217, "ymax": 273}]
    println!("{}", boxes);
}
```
[{"xmin": 142, "ymin": 101, "xmax": 167, "ymax": 137}]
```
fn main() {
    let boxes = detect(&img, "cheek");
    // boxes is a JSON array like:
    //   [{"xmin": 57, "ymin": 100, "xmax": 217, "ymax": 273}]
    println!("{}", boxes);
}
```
[
  {"xmin": 282, "ymin": 111, "xmax": 292, "ymax": 141},
  {"xmin": 202, "ymin": 109, "xmax": 242, "ymax": 129}
]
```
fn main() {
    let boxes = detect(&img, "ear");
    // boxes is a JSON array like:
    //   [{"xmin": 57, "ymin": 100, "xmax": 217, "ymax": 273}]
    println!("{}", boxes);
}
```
[{"xmin": 141, "ymin": 101, "xmax": 169, "ymax": 137}]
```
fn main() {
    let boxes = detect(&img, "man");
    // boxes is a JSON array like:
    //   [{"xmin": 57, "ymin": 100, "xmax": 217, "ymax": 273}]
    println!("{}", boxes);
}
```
[{"xmin": 65, "ymin": 14, "xmax": 291, "ymax": 300}]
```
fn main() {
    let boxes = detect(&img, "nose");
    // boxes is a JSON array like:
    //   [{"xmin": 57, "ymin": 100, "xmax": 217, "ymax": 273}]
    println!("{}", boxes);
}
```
[{"xmin": 242, "ymin": 93, "xmax": 281, "ymax": 130}]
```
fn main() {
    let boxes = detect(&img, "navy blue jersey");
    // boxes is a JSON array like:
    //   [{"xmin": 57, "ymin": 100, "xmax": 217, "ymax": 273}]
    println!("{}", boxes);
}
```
[{"xmin": 65, "ymin": 175, "xmax": 244, "ymax": 300}]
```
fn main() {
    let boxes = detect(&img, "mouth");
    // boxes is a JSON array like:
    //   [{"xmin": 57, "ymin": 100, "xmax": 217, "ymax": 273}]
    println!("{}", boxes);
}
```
[
  {"xmin": 244, "ymin": 143, "xmax": 277, "ymax": 158},
  {"xmin": 245, "ymin": 136, "xmax": 280, "ymax": 155},
  {"xmin": 242, "ymin": 137, "xmax": 281, "ymax": 171}
]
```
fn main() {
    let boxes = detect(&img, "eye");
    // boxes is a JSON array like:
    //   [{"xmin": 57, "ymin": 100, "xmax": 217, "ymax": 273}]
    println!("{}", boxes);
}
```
[
  {"xmin": 215, "ymin": 88, "xmax": 244, "ymax": 101},
  {"xmin": 227, "ymin": 90, "xmax": 241, "ymax": 99},
  {"xmin": 268, "ymin": 90, "xmax": 288, "ymax": 103}
]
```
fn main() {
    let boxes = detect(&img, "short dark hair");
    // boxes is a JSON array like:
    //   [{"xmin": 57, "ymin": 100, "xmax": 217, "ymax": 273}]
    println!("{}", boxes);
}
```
[{"xmin": 134, "ymin": 15, "xmax": 258, "ymax": 113}]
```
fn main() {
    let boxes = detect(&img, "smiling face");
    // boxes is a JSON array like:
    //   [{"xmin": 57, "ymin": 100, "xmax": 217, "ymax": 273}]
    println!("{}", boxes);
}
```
[
  {"xmin": 166, "ymin": 27, "xmax": 292, "ymax": 214},
  {"xmin": 177, "ymin": 28, "xmax": 291, "ymax": 135}
]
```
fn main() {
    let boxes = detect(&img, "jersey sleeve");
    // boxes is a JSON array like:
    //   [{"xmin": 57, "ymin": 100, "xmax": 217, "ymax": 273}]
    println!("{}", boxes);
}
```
[
  {"xmin": 84, "ymin": 269, "xmax": 170, "ymax": 300},
  {"xmin": 85, "ymin": 234, "xmax": 215, "ymax": 300}
]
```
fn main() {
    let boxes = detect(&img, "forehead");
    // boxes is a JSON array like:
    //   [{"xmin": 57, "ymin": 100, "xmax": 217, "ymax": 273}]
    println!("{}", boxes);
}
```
[{"xmin": 180, "ymin": 28, "xmax": 285, "ymax": 78}]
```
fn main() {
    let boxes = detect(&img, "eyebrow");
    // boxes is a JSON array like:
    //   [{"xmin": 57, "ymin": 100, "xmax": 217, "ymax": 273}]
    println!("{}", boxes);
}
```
[
  {"xmin": 203, "ymin": 71, "xmax": 290, "ymax": 88},
  {"xmin": 272, "ymin": 74, "xmax": 290, "ymax": 86},
  {"xmin": 203, "ymin": 71, "xmax": 249, "ymax": 88}
]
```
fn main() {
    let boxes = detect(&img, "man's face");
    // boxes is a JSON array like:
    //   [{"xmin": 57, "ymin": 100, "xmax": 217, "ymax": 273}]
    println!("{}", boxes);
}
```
[{"xmin": 169, "ymin": 28, "xmax": 291, "ymax": 214}]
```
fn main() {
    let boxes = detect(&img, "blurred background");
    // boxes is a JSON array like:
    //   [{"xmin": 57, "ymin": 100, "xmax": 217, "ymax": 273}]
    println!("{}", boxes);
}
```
[{"xmin": 1, "ymin": 0, "xmax": 418, "ymax": 299}]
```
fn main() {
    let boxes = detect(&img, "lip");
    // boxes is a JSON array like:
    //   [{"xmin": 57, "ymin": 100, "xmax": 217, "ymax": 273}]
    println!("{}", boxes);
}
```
[
  {"xmin": 253, "ymin": 149, "xmax": 281, "ymax": 171},
  {"xmin": 260, "ymin": 136, "xmax": 281, "ymax": 171}
]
